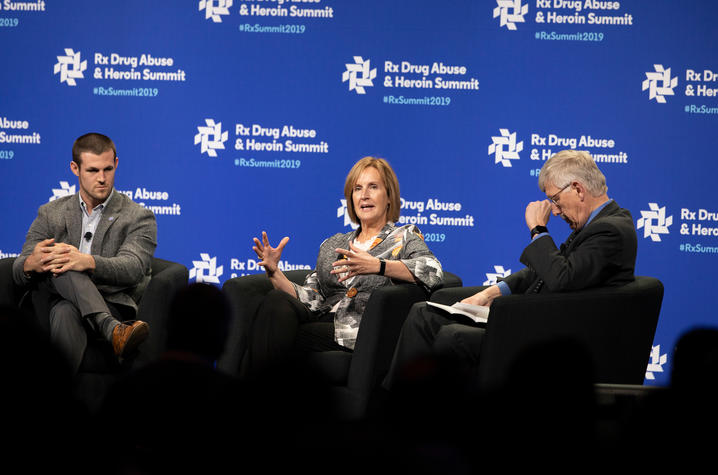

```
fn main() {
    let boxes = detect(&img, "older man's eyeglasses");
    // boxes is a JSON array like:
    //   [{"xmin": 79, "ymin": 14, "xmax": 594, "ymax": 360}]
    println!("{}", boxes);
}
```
[{"xmin": 549, "ymin": 183, "xmax": 572, "ymax": 206}]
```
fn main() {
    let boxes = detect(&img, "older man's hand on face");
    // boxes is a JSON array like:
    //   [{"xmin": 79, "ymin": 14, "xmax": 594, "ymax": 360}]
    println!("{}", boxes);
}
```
[{"xmin": 525, "ymin": 200, "xmax": 552, "ymax": 230}]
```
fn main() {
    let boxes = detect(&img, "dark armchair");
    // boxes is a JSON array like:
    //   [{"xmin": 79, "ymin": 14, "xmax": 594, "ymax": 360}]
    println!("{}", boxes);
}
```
[
  {"xmin": 218, "ymin": 269, "xmax": 462, "ymax": 420},
  {"xmin": 429, "ymin": 276, "xmax": 664, "ymax": 391},
  {"xmin": 0, "ymin": 256, "xmax": 189, "ymax": 409}
]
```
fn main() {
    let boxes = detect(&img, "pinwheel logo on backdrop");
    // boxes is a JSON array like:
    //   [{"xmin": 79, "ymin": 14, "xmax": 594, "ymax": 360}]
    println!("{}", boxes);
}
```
[
  {"xmin": 342, "ymin": 56, "xmax": 377, "ymax": 95},
  {"xmin": 637, "ymin": 202, "xmax": 673, "ymax": 242},
  {"xmin": 483, "ymin": 265, "xmax": 512, "ymax": 285},
  {"xmin": 645, "ymin": 345, "xmax": 667, "ymax": 380},
  {"xmin": 337, "ymin": 199, "xmax": 359, "ymax": 229},
  {"xmin": 199, "ymin": 0, "xmax": 233, "ymax": 23},
  {"xmin": 642, "ymin": 64, "xmax": 678, "ymax": 104},
  {"xmin": 493, "ymin": 0, "xmax": 528, "ymax": 30},
  {"xmin": 189, "ymin": 253, "xmax": 224, "ymax": 284},
  {"xmin": 194, "ymin": 119, "xmax": 228, "ymax": 157},
  {"xmin": 49, "ymin": 181, "xmax": 76, "ymax": 201},
  {"xmin": 53, "ymin": 48, "xmax": 87, "ymax": 86},
  {"xmin": 488, "ymin": 129, "xmax": 523, "ymax": 167}
]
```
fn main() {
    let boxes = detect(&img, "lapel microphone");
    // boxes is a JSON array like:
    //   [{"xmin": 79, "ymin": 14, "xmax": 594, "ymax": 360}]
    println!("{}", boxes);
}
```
[{"xmin": 84, "ymin": 231, "xmax": 93, "ymax": 241}]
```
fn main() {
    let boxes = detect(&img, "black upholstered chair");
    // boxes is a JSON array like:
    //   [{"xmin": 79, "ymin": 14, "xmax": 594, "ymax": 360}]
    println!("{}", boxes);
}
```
[
  {"xmin": 429, "ymin": 276, "xmax": 664, "ymax": 391},
  {"xmin": 218, "ymin": 269, "xmax": 462, "ymax": 420},
  {"xmin": 0, "ymin": 256, "xmax": 189, "ymax": 409}
]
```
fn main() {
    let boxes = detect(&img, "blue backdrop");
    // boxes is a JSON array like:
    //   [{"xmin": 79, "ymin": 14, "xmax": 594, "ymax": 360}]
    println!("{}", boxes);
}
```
[{"xmin": 2, "ymin": 0, "xmax": 717, "ymax": 386}]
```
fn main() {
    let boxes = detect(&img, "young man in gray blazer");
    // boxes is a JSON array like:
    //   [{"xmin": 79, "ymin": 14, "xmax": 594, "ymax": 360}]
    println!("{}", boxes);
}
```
[
  {"xmin": 13, "ymin": 133, "xmax": 157, "ymax": 373},
  {"xmin": 383, "ymin": 149, "xmax": 637, "ymax": 390}
]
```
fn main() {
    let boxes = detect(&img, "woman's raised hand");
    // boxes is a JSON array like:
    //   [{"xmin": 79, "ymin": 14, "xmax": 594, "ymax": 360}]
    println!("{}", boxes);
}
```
[{"xmin": 253, "ymin": 231, "xmax": 289, "ymax": 276}]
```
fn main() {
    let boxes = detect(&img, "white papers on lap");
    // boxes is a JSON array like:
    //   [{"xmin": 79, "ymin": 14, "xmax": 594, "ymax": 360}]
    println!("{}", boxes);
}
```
[{"xmin": 426, "ymin": 301, "xmax": 489, "ymax": 324}]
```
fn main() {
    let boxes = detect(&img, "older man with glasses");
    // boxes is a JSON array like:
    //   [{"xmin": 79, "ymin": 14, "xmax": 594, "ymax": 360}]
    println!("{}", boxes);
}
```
[{"xmin": 382, "ymin": 149, "xmax": 638, "ymax": 391}]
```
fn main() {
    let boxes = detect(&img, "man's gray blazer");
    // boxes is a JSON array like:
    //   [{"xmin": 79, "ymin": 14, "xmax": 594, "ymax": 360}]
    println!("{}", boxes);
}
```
[{"xmin": 13, "ymin": 190, "xmax": 158, "ymax": 313}]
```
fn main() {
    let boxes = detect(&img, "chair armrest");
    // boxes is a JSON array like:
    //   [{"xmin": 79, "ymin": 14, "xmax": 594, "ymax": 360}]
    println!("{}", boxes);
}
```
[
  {"xmin": 0, "ymin": 257, "xmax": 23, "ymax": 308},
  {"xmin": 135, "ymin": 258, "xmax": 189, "ymax": 365},
  {"xmin": 434, "ymin": 271, "xmax": 463, "ymax": 291},
  {"xmin": 217, "ymin": 270, "xmax": 311, "ymax": 376},
  {"xmin": 479, "ymin": 278, "xmax": 664, "ymax": 388},
  {"xmin": 347, "ymin": 283, "xmax": 429, "ymax": 391}
]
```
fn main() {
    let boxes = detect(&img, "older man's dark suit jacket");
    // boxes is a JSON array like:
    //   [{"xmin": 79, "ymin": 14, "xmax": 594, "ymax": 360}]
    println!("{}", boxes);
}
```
[
  {"xmin": 12, "ymin": 190, "xmax": 157, "ymax": 314},
  {"xmin": 502, "ymin": 200, "xmax": 637, "ymax": 294},
  {"xmin": 382, "ymin": 200, "xmax": 637, "ymax": 391}
]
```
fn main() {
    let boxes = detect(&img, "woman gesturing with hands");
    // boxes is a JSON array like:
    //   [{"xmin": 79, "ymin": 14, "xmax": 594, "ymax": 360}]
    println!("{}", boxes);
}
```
[
  {"xmin": 253, "ymin": 231, "xmax": 294, "ymax": 295},
  {"xmin": 244, "ymin": 156, "xmax": 443, "ymax": 376}
]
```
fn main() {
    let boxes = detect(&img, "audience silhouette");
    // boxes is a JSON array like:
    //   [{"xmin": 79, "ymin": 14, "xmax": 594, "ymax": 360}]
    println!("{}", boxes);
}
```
[
  {"xmin": 3, "ymin": 281, "xmax": 718, "ymax": 474},
  {"xmin": 96, "ymin": 283, "xmax": 237, "ymax": 473},
  {"xmin": 618, "ymin": 327, "xmax": 718, "ymax": 470},
  {"xmin": 0, "ymin": 304, "xmax": 89, "ymax": 473}
]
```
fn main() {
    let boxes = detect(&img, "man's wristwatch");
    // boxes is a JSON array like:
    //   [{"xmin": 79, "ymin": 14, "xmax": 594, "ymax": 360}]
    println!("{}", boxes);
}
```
[
  {"xmin": 377, "ymin": 258, "xmax": 386, "ymax": 276},
  {"xmin": 530, "ymin": 225, "xmax": 548, "ymax": 239}
]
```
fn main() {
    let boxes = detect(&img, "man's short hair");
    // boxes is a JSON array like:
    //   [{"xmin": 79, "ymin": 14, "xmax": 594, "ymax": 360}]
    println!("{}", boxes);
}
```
[
  {"xmin": 72, "ymin": 133, "xmax": 116, "ymax": 166},
  {"xmin": 538, "ymin": 149, "xmax": 607, "ymax": 197},
  {"xmin": 343, "ymin": 156, "xmax": 401, "ymax": 225}
]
